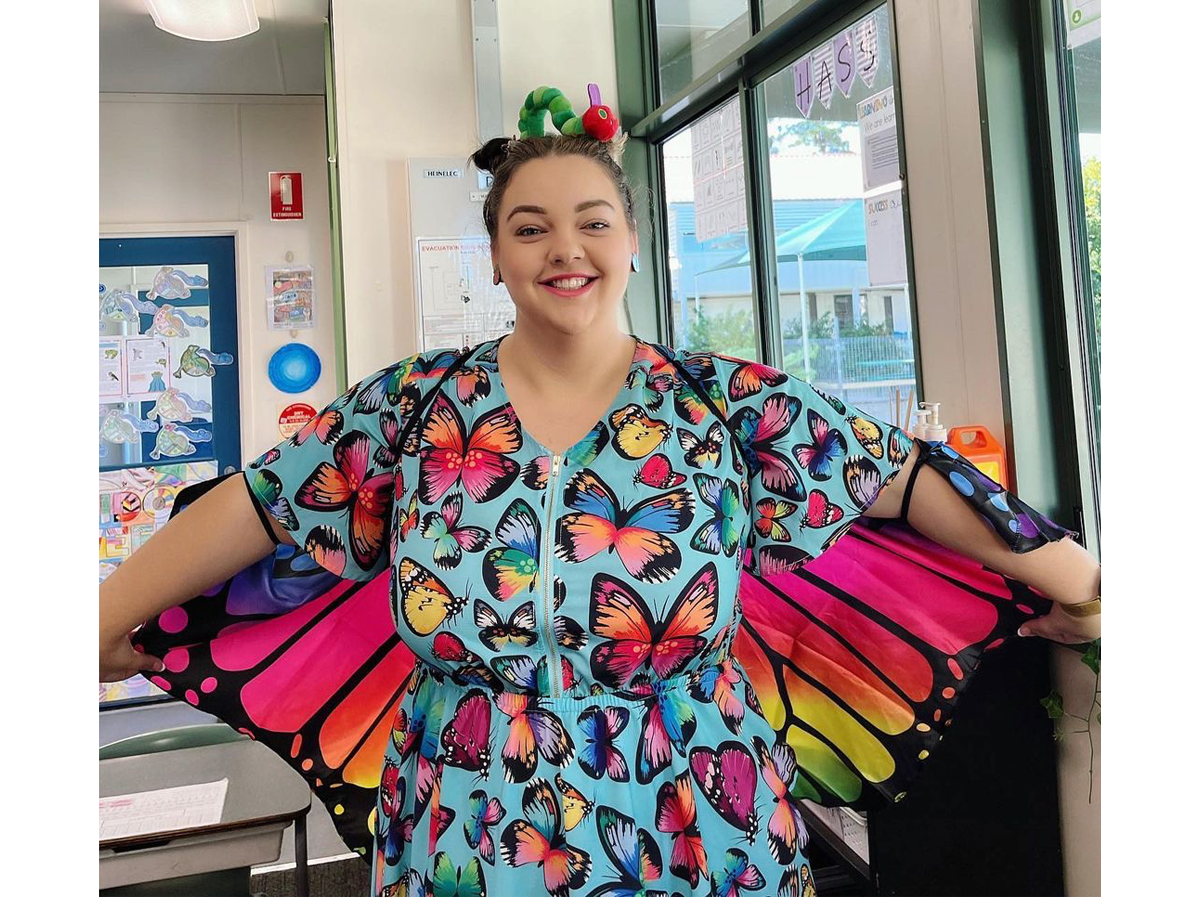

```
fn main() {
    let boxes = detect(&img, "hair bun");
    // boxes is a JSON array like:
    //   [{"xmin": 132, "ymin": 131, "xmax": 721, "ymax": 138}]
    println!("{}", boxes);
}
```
[{"xmin": 470, "ymin": 137, "xmax": 513, "ymax": 175}]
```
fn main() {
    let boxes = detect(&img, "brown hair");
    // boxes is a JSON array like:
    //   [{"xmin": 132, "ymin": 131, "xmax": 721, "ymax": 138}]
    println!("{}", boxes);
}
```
[{"xmin": 469, "ymin": 134, "xmax": 636, "ymax": 244}]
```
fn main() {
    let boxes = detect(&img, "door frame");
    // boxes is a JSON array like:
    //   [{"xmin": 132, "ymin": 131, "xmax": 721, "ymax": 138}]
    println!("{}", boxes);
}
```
[{"xmin": 100, "ymin": 221, "xmax": 252, "ymax": 465}]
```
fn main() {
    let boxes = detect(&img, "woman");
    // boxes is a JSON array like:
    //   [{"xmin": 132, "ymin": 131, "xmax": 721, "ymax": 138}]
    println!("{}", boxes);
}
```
[{"xmin": 100, "ymin": 86, "xmax": 1100, "ymax": 896}]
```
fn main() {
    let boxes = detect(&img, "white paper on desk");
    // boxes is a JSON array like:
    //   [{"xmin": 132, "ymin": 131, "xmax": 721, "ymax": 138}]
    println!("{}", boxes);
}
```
[{"xmin": 100, "ymin": 779, "xmax": 228, "ymax": 841}]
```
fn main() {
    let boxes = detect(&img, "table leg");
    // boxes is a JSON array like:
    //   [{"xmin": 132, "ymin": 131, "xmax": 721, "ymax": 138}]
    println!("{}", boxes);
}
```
[{"xmin": 293, "ymin": 813, "xmax": 309, "ymax": 897}]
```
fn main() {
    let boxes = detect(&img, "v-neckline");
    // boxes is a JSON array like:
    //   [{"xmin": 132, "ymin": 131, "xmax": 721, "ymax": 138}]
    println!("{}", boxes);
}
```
[{"xmin": 489, "ymin": 333, "xmax": 651, "ymax": 458}]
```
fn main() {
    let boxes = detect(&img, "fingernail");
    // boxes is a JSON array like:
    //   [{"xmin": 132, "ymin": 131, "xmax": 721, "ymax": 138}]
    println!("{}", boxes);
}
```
[
  {"xmin": 154, "ymin": 662, "xmax": 165, "ymax": 672},
  {"xmin": 1017, "ymin": 628, "xmax": 1028, "ymax": 637}
]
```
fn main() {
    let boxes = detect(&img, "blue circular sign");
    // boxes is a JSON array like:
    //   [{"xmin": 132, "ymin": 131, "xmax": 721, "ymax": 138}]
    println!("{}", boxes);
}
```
[{"xmin": 268, "ymin": 343, "xmax": 321, "ymax": 394}]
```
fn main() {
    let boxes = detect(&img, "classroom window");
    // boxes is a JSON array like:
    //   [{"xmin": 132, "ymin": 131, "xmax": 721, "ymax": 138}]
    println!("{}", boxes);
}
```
[
  {"xmin": 663, "ymin": 97, "xmax": 759, "ymax": 359},
  {"xmin": 760, "ymin": 3, "xmax": 915, "ymax": 424},
  {"xmin": 654, "ymin": 0, "xmax": 751, "ymax": 100}
]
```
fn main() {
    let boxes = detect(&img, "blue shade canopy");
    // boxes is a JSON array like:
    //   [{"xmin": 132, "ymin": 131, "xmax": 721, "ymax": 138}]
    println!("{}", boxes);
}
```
[{"xmin": 703, "ymin": 199, "xmax": 867, "ymax": 272}]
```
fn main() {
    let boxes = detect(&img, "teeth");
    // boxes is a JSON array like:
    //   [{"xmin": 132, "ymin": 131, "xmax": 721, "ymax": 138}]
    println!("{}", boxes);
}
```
[{"xmin": 545, "ymin": 277, "xmax": 590, "ymax": 290}]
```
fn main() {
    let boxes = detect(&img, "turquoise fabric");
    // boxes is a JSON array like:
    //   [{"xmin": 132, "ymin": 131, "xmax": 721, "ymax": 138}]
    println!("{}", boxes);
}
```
[{"xmin": 245, "ymin": 335, "xmax": 911, "ymax": 896}]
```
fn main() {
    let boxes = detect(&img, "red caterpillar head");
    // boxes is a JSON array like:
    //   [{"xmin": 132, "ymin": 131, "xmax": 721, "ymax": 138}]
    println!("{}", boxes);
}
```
[{"xmin": 582, "ymin": 83, "xmax": 620, "ymax": 141}]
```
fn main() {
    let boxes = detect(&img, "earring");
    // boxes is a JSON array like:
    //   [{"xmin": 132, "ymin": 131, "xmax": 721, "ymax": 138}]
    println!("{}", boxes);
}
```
[
  {"xmin": 492, "ymin": 268, "xmax": 502, "ymax": 285},
  {"xmin": 630, "ymin": 253, "xmax": 640, "ymax": 273}
]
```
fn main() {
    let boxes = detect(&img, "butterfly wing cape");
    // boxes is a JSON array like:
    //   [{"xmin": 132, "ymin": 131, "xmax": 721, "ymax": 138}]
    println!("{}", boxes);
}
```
[{"xmin": 132, "ymin": 441, "xmax": 1074, "ymax": 858}]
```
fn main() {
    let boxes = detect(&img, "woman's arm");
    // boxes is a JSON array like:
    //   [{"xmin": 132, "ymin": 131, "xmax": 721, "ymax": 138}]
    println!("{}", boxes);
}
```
[
  {"xmin": 866, "ymin": 448, "xmax": 1100, "ymax": 643},
  {"xmin": 99, "ymin": 474, "xmax": 295, "ymax": 680}
]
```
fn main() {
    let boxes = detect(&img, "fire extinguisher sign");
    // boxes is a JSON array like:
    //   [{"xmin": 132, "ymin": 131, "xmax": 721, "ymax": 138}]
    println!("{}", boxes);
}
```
[{"xmin": 269, "ymin": 172, "xmax": 304, "ymax": 220}]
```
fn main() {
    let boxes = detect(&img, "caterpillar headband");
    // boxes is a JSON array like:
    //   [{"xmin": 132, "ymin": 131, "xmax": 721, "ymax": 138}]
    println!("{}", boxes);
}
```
[{"xmin": 517, "ymin": 83, "xmax": 620, "ymax": 141}]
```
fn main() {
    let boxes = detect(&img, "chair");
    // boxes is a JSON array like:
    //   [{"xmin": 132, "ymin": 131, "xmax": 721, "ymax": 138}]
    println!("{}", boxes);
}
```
[{"xmin": 100, "ymin": 725, "xmax": 310, "ymax": 897}]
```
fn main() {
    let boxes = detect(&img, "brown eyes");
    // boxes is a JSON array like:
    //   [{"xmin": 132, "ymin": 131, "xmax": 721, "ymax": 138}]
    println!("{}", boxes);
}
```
[{"xmin": 514, "ymin": 221, "xmax": 610, "ymax": 237}]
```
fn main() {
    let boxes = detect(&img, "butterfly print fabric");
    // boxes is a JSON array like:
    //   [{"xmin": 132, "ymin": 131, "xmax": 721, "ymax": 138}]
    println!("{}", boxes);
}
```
[{"xmin": 135, "ymin": 335, "xmax": 1077, "ymax": 896}]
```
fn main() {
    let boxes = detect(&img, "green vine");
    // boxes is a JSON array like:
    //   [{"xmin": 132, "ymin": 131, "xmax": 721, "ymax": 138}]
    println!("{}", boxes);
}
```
[{"xmin": 1039, "ymin": 638, "xmax": 1101, "ymax": 802}]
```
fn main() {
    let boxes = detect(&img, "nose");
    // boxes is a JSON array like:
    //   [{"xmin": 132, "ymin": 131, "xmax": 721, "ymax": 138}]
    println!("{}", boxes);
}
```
[{"xmin": 548, "ymin": 231, "xmax": 585, "ymax": 267}]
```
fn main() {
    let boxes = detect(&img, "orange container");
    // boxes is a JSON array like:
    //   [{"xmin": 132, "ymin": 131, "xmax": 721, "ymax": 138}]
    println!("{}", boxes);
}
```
[{"xmin": 946, "ymin": 425, "xmax": 1008, "ymax": 490}]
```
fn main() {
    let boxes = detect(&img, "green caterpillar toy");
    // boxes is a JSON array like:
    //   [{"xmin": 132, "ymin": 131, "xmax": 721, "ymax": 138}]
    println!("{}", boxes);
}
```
[{"xmin": 517, "ymin": 83, "xmax": 620, "ymax": 141}]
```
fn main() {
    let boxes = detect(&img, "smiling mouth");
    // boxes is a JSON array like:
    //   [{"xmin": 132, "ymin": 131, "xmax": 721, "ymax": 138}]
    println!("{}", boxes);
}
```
[{"xmin": 539, "ymin": 276, "xmax": 599, "ymax": 295}]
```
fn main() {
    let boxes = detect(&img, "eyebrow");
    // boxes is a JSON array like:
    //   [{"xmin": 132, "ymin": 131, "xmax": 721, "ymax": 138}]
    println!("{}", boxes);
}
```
[{"xmin": 505, "ymin": 199, "xmax": 615, "ymax": 222}]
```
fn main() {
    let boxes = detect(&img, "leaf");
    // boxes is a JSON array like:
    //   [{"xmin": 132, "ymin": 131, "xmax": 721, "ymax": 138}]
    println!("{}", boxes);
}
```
[
  {"xmin": 1040, "ymin": 691, "xmax": 1064, "ymax": 719},
  {"xmin": 1081, "ymin": 639, "xmax": 1100, "ymax": 675}
]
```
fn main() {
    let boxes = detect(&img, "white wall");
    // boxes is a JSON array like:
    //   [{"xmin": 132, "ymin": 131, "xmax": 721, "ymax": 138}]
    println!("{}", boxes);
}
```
[
  {"xmin": 330, "ymin": 0, "xmax": 619, "ymax": 377},
  {"xmin": 99, "ymin": 93, "xmax": 335, "ymax": 461}
]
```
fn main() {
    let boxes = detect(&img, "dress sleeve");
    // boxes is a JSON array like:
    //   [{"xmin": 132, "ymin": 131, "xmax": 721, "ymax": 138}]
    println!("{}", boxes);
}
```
[
  {"xmin": 720, "ymin": 362, "xmax": 914, "ymax": 575},
  {"xmin": 243, "ymin": 356, "xmax": 418, "ymax": 581}
]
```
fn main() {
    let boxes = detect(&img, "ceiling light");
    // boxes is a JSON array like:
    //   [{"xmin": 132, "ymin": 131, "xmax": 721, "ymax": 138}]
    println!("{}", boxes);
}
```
[{"xmin": 143, "ymin": 0, "xmax": 260, "ymax": 42}]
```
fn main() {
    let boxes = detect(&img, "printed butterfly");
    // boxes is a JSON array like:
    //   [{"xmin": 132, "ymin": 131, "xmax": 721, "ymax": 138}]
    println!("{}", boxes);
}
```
[
  {"xmin": 295, "ymin": 429, "xmax": 394, "ymax": 571},
  {"xmin": 589, "ymin": 564, "xmax": 718, "ymax": 689},
  {"xmin": 451, "ymin": 365, "xmax": 492, "ymax": 406},
  {"xmin": 589, "ymin": 805, "xmax": 667, "ymax": 897},
  {"xmin": 729, "ymin": 392, "xmax": 806, "ymax": 501},
  {"xmin": 677, "ymin": 421, "xmax": 724, "ymax": 468},
  {"xmin": 632, "ymin": 675, "xmax": 698, "ymax": 785},
  {"xmin": 793, "ymin": 408, "xmax": 848, "ymax": 481},
  {"xmin": 557, "ymin": 468, "xmax": 695, "ymax": 584},
  {"xmin": 482, "ymin": 498, "xmax": 540, "ymax": 601},
  {"xmin": 710, "ymin": 848, "xmax": 766, "ymax": 897},
  {"xmin": 473, "ymin": 599, "xmax": 537, "ymax": 652},
  {"xmin": 425, "ymin": 851, "xmax": 486, "ymax": 897},
  {"xmin": 420, "ymin": 492, "xmax": 490, "ymax": 570},
  {"xmin": 689, "ymin": 741, "xmax": 759, "ymax": 841},
  {"xmin": 654, "ymin": 772, "xmax": 708, "ymax": 888},
  {"xmin": 494, "ymin": 691, "xmax": 575, "ymax": 783},
  {"xmin": 608, "ymin": 404, "xmax": 671, "ymax": 460},
  {"xmin": 691, "ymin": 473, "xmax": 743, "ymax": 557},
  {"xmin": 397, "ymin": 558, "xmax": 467, "ymax": 636},
  {"xmin": 419, "ymin": 392, "xmax": 521, "ymax": 504},
  {"xmin": 464, "ymin": 789, "xmax": 506, "ymax": 866},
  {"xmin": 576, "ymin": 705, "xmax": 630, "ymax": 782},
  {"xmin": 554, "ymin": 773, "xmax": 595, "ymax": 833},
  {"xmin": 634, "ymin": 453, "xmax": 685, "ymax": 489},
  {"xmin": 499, "ymin": 778, "xmax": 592, "ymax": 897},
  {"xmin": 727, "ymin": 360, "xmax": 788, "ymax": 401},
  {"xmin": 752, "ymin": 736, "xmax": 808, "ymax": 864},
  {"xmin": 689, "ymin": 656, "xmax": 746, "ymax": 735},
  {"xmin": 439, "ymin": 688, "xmax": 492, "ymax": 775}
]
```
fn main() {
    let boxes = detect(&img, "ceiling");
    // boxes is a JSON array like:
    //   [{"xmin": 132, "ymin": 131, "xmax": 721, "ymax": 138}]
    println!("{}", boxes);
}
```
[{"xmin": 99, "ymin": 0, "xmax": 328, "ymax": 95}]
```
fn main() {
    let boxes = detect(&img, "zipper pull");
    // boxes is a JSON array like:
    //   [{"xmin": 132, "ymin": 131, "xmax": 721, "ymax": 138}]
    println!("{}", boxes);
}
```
[{"xmin": 551, "ymin": 454, "xmax": 561, "ymax": 476}]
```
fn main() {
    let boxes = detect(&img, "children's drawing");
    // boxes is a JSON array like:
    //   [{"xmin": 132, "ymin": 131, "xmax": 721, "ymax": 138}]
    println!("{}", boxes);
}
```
[
  {"xmin": 174, "ymin": 345, "xmax": 234, "ymax": 379},
  {"xmin": 146, "ymin": 267, "xmax": 209, "ymax": 302},
  {"xmin": 151, "ymin": 304, "xmax": 210, "ymax": 338},
  {"xmin": 148, "ymin": 422, "xmax": 213, "ymax": 460},
  {"xmin": 100, "ymin": 408, "xmax": 160, "ymax": 444},
  {"xmin": 146, "ymin": 387, "xmax": 213, "ymax": 423}
]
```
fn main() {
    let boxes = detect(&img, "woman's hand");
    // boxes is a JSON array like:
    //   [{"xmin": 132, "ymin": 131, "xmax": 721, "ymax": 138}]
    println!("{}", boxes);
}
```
[
  {"xmin": 1018, "ymin": 602, "xmax": 1101, "ymax": 645},
  {"xmin": 100, "ymin": 627, "xmax": 164, "ymax": 683}
]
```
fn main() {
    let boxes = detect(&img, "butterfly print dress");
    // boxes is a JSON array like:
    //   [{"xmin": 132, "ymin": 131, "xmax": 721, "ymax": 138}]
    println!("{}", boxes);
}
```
[{"xmin": 135, "ymin": 335, "xmax": 1076, "ymax": 897}]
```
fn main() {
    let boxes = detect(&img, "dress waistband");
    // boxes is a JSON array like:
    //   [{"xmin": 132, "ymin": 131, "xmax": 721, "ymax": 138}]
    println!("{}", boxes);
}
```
[{"xmin": 419, "ymin": 660, "xmax": 728, "ymax": 712}]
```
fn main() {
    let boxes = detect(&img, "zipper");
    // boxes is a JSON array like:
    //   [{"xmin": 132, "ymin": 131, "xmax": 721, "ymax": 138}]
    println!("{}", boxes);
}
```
[{"xmin": 541, "ymin": 453, "xmax": 564, "ymax": 697}]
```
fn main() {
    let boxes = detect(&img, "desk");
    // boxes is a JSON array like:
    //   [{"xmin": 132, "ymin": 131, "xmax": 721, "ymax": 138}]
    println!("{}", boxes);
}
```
[{"xmin": 100, "ymin": 739, "xmax": 311, "ymax": 895}]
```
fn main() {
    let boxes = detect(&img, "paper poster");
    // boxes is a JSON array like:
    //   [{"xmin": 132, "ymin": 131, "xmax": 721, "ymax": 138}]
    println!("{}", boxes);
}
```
[
  {"xmin": 793, "ymin": 54, "xmax": 814, "ymax": 119},
  {"xmin": 855, "ymin": 12, "xmax": 880, "ymax": 88},
  {"xmin": 834, "ymin": 29, "xmax": 856, "ymax": 98},
  {"xmin": 865, "ymin": 188, "xmax": 907, "ymax": 286},
  {"xmin": 100, "ymin": 339, "xmax": 124, "ymax": 397},
  {"xmin": 1063, "ymin": 0, "xmax": 1100, "ymax": 49},
  {"xmin": 415, "ymin": 237, "xmax": 516, "ymax": 350},
  {"xmin": 857, "ymin": 87, "xmax": 899, "ymax": 192},
  {"xmin": 123, "ymin": 337, "xmax": 172, "ymax": 401},
  {"xmin": 266, "ymin": 265, "xmax": 315, "ymax": 329},
  {"xmin": 98, "ymin": 461, "xmax": 218, "ymax": 580},
  {"xmin": 810, "ymin": 41, "xmax": 836, "ymax": 110},
  {"xmin": 691, "ymin": 102, "xmax": 747, "ymax": 244}
]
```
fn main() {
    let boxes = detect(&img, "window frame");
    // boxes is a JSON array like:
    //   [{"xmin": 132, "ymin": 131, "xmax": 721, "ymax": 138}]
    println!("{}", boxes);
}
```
[{"xmin": 614, "ymin": 0, "xmax": 925, "ymax": 386}]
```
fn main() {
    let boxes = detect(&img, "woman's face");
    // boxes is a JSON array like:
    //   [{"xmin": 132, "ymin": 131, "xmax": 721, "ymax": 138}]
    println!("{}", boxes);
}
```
[{"xmin": 492, "ymin": 154, "xmax": 637, "ymax": 337}]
